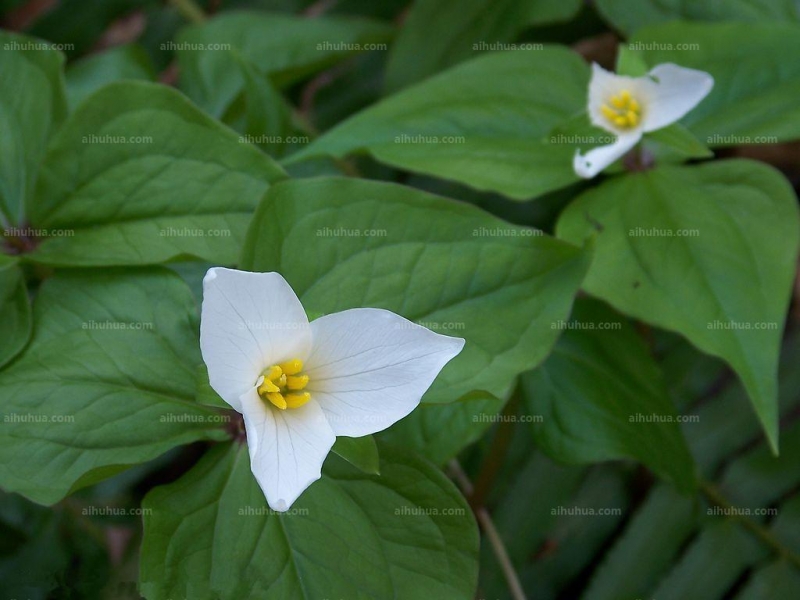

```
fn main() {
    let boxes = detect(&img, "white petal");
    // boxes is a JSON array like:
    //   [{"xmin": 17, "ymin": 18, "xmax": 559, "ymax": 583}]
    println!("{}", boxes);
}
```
[
  {"xmin": 304, "ymin": 308, "xmax": 465, "ymax": 437},
  {"xmin": 587, "ymin": 63, "xmax": 647, "ymax": 135},
  {"xmin": 573, "ymin": 133, "xmax": 641, "ymax": 179},
  {"xmin": 200, "ymin": 268, "xmax": 311, "ymax": 412},
  {"xmin": 640, "ymin": 63, "xmax": 714, "ymax": 132},
  {"xmin": 240, "ymin": 386, "xmax": 335, "ymax": 512}
]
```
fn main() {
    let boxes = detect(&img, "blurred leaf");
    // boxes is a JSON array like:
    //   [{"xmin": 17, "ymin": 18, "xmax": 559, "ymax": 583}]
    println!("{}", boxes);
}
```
[
  {"xmin": 596, "ymin": 0, "xmax": 799, "ymax": 36},
  {"xmin": 384, "ymin": 0, "xmax": 581, "ymax": 92},
  {"xmin": 557, "ymin": 160, "xmax": 799, "ymax": 452},
  {"xmin": 176, "ymin": 11, "xmax": 392, "ymax": 113},
  {"xmin": 65, "ymin": 44, "xmax": 155, "ymax": 110},
  {"xmin": 140, "ymin": 443, "xmax": 478, "ymax": 599},
  {"xmin": 28, "ymin": 0, "xmax": 158, "ymax": 57},
  {"xmin": 630, "ymin": 22, "xmax": 800, "ymax": 144}
]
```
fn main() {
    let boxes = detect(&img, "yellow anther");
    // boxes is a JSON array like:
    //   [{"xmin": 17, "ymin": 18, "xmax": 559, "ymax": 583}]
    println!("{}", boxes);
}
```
[
  {"xmin": 600, "ymin": 89, "xmax": 642, "ymax": 130},
  {"xmin": 279, "ymin": 359, "xmax": 304, "ymax": 376},
  {"xmin": 257, "ymin": 377, "xmax": 280, "ymax": 395},
  {"xmin": 601, "ymin": 105, "xmax": 618, "ymax": 122},
  {"xmin": 266, "ymin": 392, "xmax": 287, "ymax": 410},
  {"xmin": 286, "ymin": 375, "xmax": 309, "ymax": 390},
  {"xmin": 256, "ymin": 358, "xmax": 310, "ymax": 410},
  {"xmin": 263, "ymin": 365, "xmax": 283, "ymax": 381},
  {"xmin": 285, "ymin": 392, "xmax": 311, "ymax": 409}
]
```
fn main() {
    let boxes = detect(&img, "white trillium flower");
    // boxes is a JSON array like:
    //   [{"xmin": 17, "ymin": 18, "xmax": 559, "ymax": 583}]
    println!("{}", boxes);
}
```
[
  {"xmin": 200, "ymin": 267, "xmax": 465, "ymax": 511},
  {"xmin": 573, "ymin": 62, "xmax": 714, "ymax": 179}
]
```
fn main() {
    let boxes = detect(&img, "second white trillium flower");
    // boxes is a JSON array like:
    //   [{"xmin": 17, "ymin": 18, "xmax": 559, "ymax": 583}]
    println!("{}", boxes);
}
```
[
  {"xmin": 200, "ymin": 267, "xmax": 465, "ymax": 511},
  {"xmin": 573, "ymin": 62, "xmax": 714, "ymax": 179}
]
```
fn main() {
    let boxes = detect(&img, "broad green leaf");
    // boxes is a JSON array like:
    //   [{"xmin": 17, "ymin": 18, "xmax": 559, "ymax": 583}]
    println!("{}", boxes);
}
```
[
  {"xmin": 240, "ymin": 177, "xmax": 591, "ymax": 404},
  {"xmin": 25, "ymin": 81, "xmax": 285, "ymax": 267},
  {"xmin": 140, "ymin": 443, "xmax": 478, "ymax": 599},
  {"xmin": 177, "ymin": 11, "xmax": 392, "ymax": 114},
  {"xmin": 0, "ymin": 31, "xmax": 67, "ymax": 225},
  {"xmin": 384, "ymin": 0, "xmax": 581, "ymax": 92},
  {"xmin": 735, "ymin": 562, "xmax": 800, "ymax": 600},
  {"xmin": 65, "ymin": 44, "xmax": 155, "ymax": 110},
  {"xmin": 331, "ymin": 435, "xmax": 380, "ymax": 474},
  {"xmin": 0, "ymin": 255, "xmax": 31, "ymax": 368},
  {"xmin": 596, "ymin": 0, "xmax": 799, "ymax": 36},
  {"xmin": 0, "ymin": 269, "xmax": 228, "ymax": 505},
  {"xmin": 629, "ymin": 22, "xmax": 800, "ymax": 143},
  {"xmin": 378, "ymin": 391, "xmax": 504, "ymax": 466},
  {"xmin": 287, "ymin": 49, "xmax": 590, "ymax": 201},
  {"xmin": 556, "ymin": 160, "xmax": 799, "ymax": 452},
  {"xmin": 522, "ymin": 298, "xmax": 696, "ymax": 491}
]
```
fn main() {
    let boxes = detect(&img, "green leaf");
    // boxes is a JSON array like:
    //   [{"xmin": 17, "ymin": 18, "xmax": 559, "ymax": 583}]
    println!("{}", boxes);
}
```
[
  {"xmin": 384, "ymin": 0, "xmax": 581, "ymax": 92},
  {"xmin": 25, "ymin": 81, "xmax": 285, "ymax": 267},
  {"xmin": 287, "ymin": 49, "xmax": 590, "ymax": 201},
  {"xmin": 0, "ymin": 256, "xmax": 31, "ymax": 368},
  {"xmin": 140, "ymin": 443, "xmax": 478, "ymax": 599},
  {"xmin": 643, "ymin": 123, "xmax": 713, "ymax": 161},
  {"xmin": 65, "ymin": 44, "xmax": 155, "ymax": 110},
  {"xmin": 0, "ymin": 269, "xmax": 228, "ymax": 505},
  {"xmin": 378, "ymin": 391, "xmax": 505, "ymax": 466},
  {"xmin": 596, "ymin": 0, "xmax": 799, "ymax": 36},
  {"xmin": 614, "ymin": 45, "xmax": 649, "ymax": 76},
  {"xmin": 629, "ymin": 22, "xmax": 800, "ymax": 143},
  {"xmin": 223, "ymin": 52, "xmax": 311, "ymax": 159},
  {"xmin": 0, "ymin": 31, "xmax": 67, "ymax": 225},
  {"xmin": 331, "ymin": 435, "xmax": 380, "ymax": 474},
  {"xmin": 735, "ymin": 562, "xmax": 800, "ymax": 600},
  {"xmin": 556, "ymin": 160, "xmax": 800, "ymax": 453},
  {"xmin": 522, "ymin": 298, "xmax": 696, "ymax": 491},
  {"xmin": 177, "ymin": 11, "xmax": 392, "ymax": 114},
  {"xmin": 240, "ymin": 177, "xmax": 591, "ymax": 405}
]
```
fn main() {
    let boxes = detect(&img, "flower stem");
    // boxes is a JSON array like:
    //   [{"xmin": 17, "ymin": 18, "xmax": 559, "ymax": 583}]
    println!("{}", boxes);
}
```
[
  {"xmin": 470, "ymin": 387, "xmax": 521, "ymax": 507},
  {"xmin": 169, "ymin": 0, "xmax": 206, "ymax": 23},
  {"xmin": 449, "ymin": 460, "xmax": 526, "ymax": 600},
  {"xmin": 700, "ymin": 480, "xmax": 800, "ymax": 570}
]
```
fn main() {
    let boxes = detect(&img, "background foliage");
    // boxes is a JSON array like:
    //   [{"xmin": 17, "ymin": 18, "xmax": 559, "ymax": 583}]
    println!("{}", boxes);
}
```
[{"xmin": 1, "ymin": 0, "xmax": 799, "ymax": 598}]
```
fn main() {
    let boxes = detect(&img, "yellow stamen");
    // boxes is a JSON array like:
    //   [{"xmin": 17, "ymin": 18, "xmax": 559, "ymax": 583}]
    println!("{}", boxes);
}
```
[
  {"xmin": 285, "ymin": 392, "xmax": 311, "ymax": 409},
  {"xmin": 266, "ymin": 392, "xmax": 287, "ymax": 410},
  {"xmin": 600, "ymin": 88, "xmax": 642, "ymax": 130},
  {"xmin": 256, "ymin": 358, "xmax": 310, "ymax": 410},
  {"xmin": 279, "ymin": 359, "xmax": 304, "ymax": 376},
  {"xmin": 286, "ymin": 374, "xmax": 309, "ymax": 390},
  {"xmin": 257, "ymin": 377, "xmax": 280, "ymax": 395}
]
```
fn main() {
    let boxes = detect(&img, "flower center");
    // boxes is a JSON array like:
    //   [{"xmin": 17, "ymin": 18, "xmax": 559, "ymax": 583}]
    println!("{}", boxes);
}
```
[
  {"xmin": 600, "ymin": 89, "xmax": 642, "ymax": 129},
  {"xmin": 256, "ymin": 358, "xmax": 311, "ymax": 410}
]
